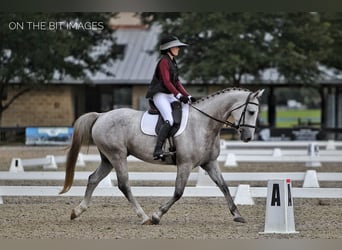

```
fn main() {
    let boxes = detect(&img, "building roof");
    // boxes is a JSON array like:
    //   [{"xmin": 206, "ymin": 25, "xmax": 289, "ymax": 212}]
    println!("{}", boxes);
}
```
[{"xmin": 86, "ymin": 25, "xmax": 160, "ymax": 84}]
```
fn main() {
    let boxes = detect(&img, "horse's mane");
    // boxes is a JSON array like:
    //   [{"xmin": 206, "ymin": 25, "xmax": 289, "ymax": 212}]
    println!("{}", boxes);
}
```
[{"xmin": 196, "ymin": 87, "xmax": 250, "ymax": 103}]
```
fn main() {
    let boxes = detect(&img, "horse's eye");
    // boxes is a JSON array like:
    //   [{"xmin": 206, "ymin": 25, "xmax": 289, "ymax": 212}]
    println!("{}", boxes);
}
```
[{"xmin": 248, "ymin": 110, "xmax": 255, "ymax": 116}]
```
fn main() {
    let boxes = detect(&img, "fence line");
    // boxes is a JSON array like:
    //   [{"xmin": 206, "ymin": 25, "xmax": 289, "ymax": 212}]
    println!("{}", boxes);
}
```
[
  {"xmin": 220, "ymin": 139, "xmax": 342, "ymax": 150},
  {"xmin": 1, "ymin": 186, "xmax": 341, "ymax": 202},
  {"xmin": 7, "ymin": 140, "xmax": 342, "ymax": 172},
  {"xmin": 2, "ymin": 140, "xmax": 341, "ymax": 204},
  {"xmin": 1, "ymin": 170, "xmax": 342, "ymax": 187},
  {"xmin": 1, "ymin": 169, "xmax": 342, "ymax": 205},
  {"xmin": 9, "ymin": 149, "xmax": 342, "ymax": 171}
]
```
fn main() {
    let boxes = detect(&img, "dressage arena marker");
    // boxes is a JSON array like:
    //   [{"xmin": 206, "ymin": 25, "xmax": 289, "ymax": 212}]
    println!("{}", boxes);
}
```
[
  {"xmin": 260, "ymin": 179, "xmax": 298, "ymax": 234},
  {"xmin": 76, "ymin": 153, "xmax": 86, "ymax": 168},
  {"xmin": 43, "ymin": 155, "xmax": 58, "ymax": 170},
  {"xmin": 233, "ymin": 184, "xmax": 254, "ymax": 205},
  {"xmin": 272, "ymin": 148, "xmax": 282, "ymax": 157},
  {"xmin": 303, "ymin": 170, "xmax": 320, "ymax": 188},
  {"xmin": 196, "ymin": 168, "xmax": 216, "ymax": 187},
  {"xmin": 9, "ymin": 158, "xmax": 24, "ymax": 172},
  {"xmin": 305, "ymin": 143, "xmax": 321, "ymax": 167},
  {"xmin": 224, "ymin": 153, "xmax": 238, "ymax": 167},
  {"xmin": 197, "ymin": 168, "xmax": 254, "ymax": 205},
  {"xmin": 98, "ymin": 175, "xmax": 114, "ymax": 187}
]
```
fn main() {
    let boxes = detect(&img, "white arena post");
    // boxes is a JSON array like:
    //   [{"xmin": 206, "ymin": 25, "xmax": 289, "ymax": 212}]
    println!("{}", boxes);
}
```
[
  {"xmin": 9, "ymin": 158, "xmax": 24, "ymax": 172},
  {"xmin": 97, "ymin": 175, "xmax": 114, "ymax": 187},
  {"xmin": 272, "ymin": 148, "xmax": 282, "ymax": 157},
  {"xmin": 305, "ymin": 143, "xmax": 321, "ymax": 167},
  {"xmin": 326, "ymin": 140, "xmax": 336, "ymax": 150},
  {"xmin": 260, "ymin": 179, "xmax": 298, "ymax": 234},
  {"xmin": 196, "ymin": 168, "xmax": 216, "ymax": 187},
  {"xmin": 223, "ymin": 153, "xmax": 238, "ymax": 167},
  {"xmin": 43, "ymin": 155, "xmax": 58, "ymax": 170},
  {"xmin": 234, "ymin": 184, "xmax": 254, "ymax": 205},
  {"xmin": 303, "ymin": 170, "xmax": 320, "ymax": 188},
  {"xmin": 76, "ymin": 153, "xmax": 86, "ymax": 168}
]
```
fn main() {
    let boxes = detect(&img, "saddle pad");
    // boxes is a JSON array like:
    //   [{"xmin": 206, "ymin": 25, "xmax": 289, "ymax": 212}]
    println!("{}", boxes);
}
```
[{"xmin": 141, "ymin": 103, "xmax": 189, "ymax": 137}]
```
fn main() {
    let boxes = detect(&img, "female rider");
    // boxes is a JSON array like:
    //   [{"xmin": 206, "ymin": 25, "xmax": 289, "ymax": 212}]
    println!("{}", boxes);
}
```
[{"xmin": 146, "ymin": 35, "xmax": 196, "ymax": 160}]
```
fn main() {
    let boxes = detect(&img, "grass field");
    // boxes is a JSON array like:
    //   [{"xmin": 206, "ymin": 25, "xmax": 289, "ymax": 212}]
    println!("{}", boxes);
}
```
[{"xmin": 259, "ymin": 109, "xmax": 320, "ymax": 128}]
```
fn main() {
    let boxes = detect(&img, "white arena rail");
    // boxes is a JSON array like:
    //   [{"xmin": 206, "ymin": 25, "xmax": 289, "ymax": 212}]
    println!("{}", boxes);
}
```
[
  {"xmin": 9, "ymin": 149, "xmax": 342, "ymax": 172},
  {"xmin": 8, "ymin": 140, "xmax": 342, "ymax": 172},
  {"xmin": 1, "ymin": 169, "xmax": 342, "ymax": 204},
  {"xmin": 220, "ymin": 139, "xmax": 342, "ymax": 150},
  {"xmin": 0, "ymin": 186, "xmax": 341, "ymax": 201},
  {"xmin": 218, "ymin": 154, "xmax": 342, "ymax": 167},
  {"xmin": 9, "ymin": 154, "xmax": 142, "ymax": 172},
  {"xmin": 1, "ymin": 170, "xmax": 342, "ymax": 186},
  {"xmin": 2, "ymin": 140, "xmax": 341, "ymax": 205}
]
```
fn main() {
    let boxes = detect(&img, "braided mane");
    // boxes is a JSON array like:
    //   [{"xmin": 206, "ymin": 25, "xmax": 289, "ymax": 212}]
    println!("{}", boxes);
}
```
[{"xmin": 196, "ymin": 87, "xmax": 250, "ymax": 103}]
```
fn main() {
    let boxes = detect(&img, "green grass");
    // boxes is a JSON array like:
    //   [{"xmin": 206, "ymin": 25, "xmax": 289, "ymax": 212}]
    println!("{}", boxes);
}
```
[{"xmin": 260, "ymin": 109, "xmax": 320, "ymax": 128}]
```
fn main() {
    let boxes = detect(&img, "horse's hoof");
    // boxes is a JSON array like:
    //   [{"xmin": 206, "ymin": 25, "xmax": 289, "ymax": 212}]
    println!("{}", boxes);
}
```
[
  {"xmin": 233, "ymin": 216, "xmax": 246, "ymax": 223},
  {"xmin": 142, "ymin": 219, "xmax": 154, "ymax": 225},
  {"xmin": 151, "ymin": 215, "xmax": 160, "ymax": 225},
  {"xmin": 70, "ymin": 209, "xmax": 77, "ymax": 220}
]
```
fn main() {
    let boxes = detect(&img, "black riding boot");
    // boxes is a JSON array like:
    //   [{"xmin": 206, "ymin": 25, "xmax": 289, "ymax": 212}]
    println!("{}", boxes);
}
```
[{"xmin": 153, "ymin": 120, "xmax": 172, "ymax": 160}]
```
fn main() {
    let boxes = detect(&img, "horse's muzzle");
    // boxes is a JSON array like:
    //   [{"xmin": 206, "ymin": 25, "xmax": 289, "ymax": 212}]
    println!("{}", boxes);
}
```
[{"xmin": 239, "ymin": 128, "xmax": 253, "ymax": 142}]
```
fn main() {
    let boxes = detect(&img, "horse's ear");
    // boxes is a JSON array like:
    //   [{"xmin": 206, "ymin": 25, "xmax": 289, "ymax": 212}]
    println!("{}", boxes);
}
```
[{"xmin": 252, "ymin": 89, "xmax": 265, "ymax": 99}]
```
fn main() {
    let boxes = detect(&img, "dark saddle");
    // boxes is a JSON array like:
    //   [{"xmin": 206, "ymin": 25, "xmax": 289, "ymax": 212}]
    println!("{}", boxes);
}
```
[
  {"xmin": 148, "ymin": 99, "xmax": 183, "ymax": 163},
  {"xmin": 148, "ymin": 99, "xmax": 182, "ymax": 137}
]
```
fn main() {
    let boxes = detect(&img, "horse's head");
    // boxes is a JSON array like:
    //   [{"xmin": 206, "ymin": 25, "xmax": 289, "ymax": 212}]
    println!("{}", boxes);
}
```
[{"xmin": 229, "ymin": 89, "xmax": 264, "ymax": 142}]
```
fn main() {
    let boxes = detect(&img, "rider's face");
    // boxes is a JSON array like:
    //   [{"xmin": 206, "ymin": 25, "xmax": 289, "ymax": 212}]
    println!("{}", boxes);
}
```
[{"xmin": 170, "ymin": 46, "xmax": 180, "ymax": 56}]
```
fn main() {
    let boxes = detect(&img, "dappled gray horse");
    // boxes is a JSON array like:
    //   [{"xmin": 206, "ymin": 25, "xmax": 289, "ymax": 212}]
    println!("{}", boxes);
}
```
[{"xmin": 60, "ymin": 88, "xmax": 264, "ymax": 224}]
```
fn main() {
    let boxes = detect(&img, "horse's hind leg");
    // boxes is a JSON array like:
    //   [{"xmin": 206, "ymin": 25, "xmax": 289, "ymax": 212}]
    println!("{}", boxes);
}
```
[
  {"xmin": 201, "ymin": 160, "xmax": 246, "ymax": 223},
  {"xmin": 112, "ymin": 157, "xmax": 150, "ymax": 224},
  {"xmin": 71, "ymin": 154, "xmax": 113, "ymax": 220}
]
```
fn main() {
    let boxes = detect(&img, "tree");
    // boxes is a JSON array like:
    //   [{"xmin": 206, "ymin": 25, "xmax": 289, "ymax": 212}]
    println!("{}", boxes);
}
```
[
  {"xmin": 141, "ymin": 12, "xmax": 333, "ymax": 85},
  {"xmin": 0, "ymin": 13, "xmax": 123, "ymax": 124},
  {"xmin": 141, "ymin": 12, "xmax": 335, "ymax": 127},
  {"xmin": 319, "ymin": 12, "xmax": 342, "ymax": 72},
  {"xmin": 269, "ymin": 13, "xmax": 333, "ymax": 83}
]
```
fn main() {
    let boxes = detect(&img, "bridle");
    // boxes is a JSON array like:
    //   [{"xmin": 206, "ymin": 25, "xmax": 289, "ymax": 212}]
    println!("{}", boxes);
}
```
[{"xmin": 189, "ymin": 92, "xmax": 259, "ymax": 129}]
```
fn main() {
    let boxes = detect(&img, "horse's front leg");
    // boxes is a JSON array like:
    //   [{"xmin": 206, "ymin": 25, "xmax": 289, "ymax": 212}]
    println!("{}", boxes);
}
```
[
  {"xmin": 201, "ymin": 160, "xmax": 246, "ymax": 223},
  {"xmin": 113, "ymin": 157, "xmax": 151, "ymax": 225},
  {"xmin": 150, "ymin": 164, "xmax": 192, "ymax": 224}
]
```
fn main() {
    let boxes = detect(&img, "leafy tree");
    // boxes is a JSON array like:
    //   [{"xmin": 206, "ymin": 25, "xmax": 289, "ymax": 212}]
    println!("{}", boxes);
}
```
[
  {"xmin": 0, "ymin": 13, "xmax": 123, "ymax": 124},
  {"xmin": 319, "ymin": 12, "xmax": 342, "ymax": 72},
  {"xmin": 141, "ymin": 12, "xmax": 333, "ymax": 85},
  {"xmin": 269, "ymin": 13, "xmax": 333, "ymax": 83},
  {"xmin": 141, "ymin": 12, "xmax": 335, "ymax": 127}
]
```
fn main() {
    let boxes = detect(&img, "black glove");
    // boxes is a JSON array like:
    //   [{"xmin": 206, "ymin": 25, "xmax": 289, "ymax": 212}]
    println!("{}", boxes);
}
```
[
  {"xmin": 189, "ymin": 96, "xmax": 197, "ymax": 103},
  {"xmin": 179, "ymin": 95, "xmax": 189, "ymax": 104}
]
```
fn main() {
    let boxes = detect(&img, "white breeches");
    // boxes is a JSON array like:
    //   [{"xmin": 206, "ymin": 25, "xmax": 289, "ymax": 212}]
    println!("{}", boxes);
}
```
[{"xmin": 153, "ymin": 93, "xmax": 178, "ymax": 126}]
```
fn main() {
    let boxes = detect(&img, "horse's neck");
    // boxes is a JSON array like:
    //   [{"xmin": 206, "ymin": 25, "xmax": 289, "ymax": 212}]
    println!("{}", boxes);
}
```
[
  {"xmin": 193, "ymin": 90, "xmax": 246, "ymax": 131},
  {"xmin": 193, "ymin": 90, "xmax": 247, "ymax": 137}
]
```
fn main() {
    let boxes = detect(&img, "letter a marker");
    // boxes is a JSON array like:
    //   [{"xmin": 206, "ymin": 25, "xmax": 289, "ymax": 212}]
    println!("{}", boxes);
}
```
[{"xmin": 260, "ymin": 179, "xmax": 298, "ymax": 234}]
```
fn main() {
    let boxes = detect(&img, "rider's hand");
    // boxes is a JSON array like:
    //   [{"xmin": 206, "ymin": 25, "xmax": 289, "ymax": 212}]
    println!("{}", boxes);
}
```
[
  {"xmin": 179, "ymin": 95, "xmax": 189, "ymax": 104},
  {"xmin": 188, "ymin": 96, "xmax": 197, "ymax": 103}
]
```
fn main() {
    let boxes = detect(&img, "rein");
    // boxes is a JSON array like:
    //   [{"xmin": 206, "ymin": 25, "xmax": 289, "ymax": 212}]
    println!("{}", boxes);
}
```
[{"xmin": 189, "ymin": 92, "xmax": 259, "ymax": 129}]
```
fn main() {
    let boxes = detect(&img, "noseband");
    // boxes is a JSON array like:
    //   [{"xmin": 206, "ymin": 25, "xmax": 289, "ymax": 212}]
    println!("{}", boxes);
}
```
[{"xmin": 190, "ymin": 92, "xmax": 259, "ymax": 130}]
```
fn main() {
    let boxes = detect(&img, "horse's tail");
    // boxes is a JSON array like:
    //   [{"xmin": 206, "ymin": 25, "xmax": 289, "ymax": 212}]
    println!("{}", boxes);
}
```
[{"xmin": 59, "ymin": 112, "xmax": 99, "ymax": 194}]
